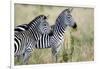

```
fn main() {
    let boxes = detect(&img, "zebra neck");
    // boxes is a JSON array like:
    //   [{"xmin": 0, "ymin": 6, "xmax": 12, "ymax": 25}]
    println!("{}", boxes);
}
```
[
  {"xmin": 54, "ymin": 24, "xmax": 67, "ymax": 40},
  {"xmin": 27, "ymin": 22, "xmax": 40, "ymax": 41},
  {"xmin": 28, "ymin": 22, "xmax": 38, "ymax": 32}
]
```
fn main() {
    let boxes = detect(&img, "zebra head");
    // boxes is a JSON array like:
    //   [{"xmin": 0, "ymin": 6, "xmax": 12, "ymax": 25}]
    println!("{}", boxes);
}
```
[
  {"xmin": 28, "ymin": 15, "xmax": 51, "ymax": 34},
  {"xmin": 38, "ymin": 20, "xmax": 51, "ymax": 34},
  {"xmin": 38, "ymin": 15, "xmax": 51, "ymax": 34},
  {"xmin": 60, "ymin": 8, "xmax": 77, "ymax": 29}
]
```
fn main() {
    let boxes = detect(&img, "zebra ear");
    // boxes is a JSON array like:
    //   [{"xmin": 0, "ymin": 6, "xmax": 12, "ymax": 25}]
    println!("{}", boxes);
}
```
[
  {"xmin": 46, "ymin": 15, "xmax": 49, "ymax": 19},
  {"xmin": 43, "ymin": 16, "xmax": 47, "ymax": 19},
  {"xmin": 69, "ymin": 8, "xmax": 73, "ymax": 13},
  {"xmin": 68, "ymin": 8, "xmax": 73, "ymax": 13},
  {"xmin": 66, "ymin": 8, "xmax": 73, "ymax": 13},
  {"xmin": 65, "ymin": 8, "xmax": 70, "ymax": 13}
]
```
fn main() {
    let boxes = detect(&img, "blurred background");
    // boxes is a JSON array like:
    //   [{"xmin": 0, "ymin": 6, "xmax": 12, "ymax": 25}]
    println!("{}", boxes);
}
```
[{"xmin": 14, "ymin": 3, "xmax": 94, "ymax": 65}]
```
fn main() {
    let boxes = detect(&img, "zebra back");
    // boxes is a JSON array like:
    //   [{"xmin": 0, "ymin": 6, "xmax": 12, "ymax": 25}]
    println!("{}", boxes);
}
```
[{"xmin": 15, "ymin": 24, "xmax": 28, "ymax": 33}]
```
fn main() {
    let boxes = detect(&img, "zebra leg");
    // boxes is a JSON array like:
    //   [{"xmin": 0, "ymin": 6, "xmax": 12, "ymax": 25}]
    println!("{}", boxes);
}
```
[
  {"xmin": 52, "ymin": 53, "xmax": 57, "ymax": 63},
  {"xmin": 15, "ymin": 55, "xmax": 23, "ymax": 63},
  {"xmin": 23, "ymin": 51, "xmax": 31, "ymax": 65},
  {"xmin": 52, "ymin": 45, "xmax": 62, "ymax": 63},
  {"xmin": 51, "ymin": 47, "xmax": 58, "ymax": 63},
  {"xmin": 56, "ymin": 45, "xmax": 62, "ymax": 62},
  {"xmin": 55, "ymin": 54, "xmax": 58, "ymax": 62},
  {"xmin": 16, "ymin": 55, "xmax": 20, "ymax": 62}
]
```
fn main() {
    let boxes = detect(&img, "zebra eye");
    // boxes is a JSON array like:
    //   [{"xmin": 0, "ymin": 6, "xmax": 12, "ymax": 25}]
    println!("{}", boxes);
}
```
[
  {"xmin": 67, "ymin": 16, "xmax": 70, "ymax": 18},
  {"xmin": 44, "ymin": 24, "xmax": 47, "ymax": 26}
]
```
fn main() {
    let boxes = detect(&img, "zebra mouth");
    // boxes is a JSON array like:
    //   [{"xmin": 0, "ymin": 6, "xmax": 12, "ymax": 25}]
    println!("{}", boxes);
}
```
[{"xmin": 72, "ymin": 23, "xmax": 77, "ymax": 29}]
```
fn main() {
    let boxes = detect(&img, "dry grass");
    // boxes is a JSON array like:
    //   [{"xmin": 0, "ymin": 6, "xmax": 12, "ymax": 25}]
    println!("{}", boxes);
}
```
[{"xmin": 14, "ymin": 4, "xmax": 94, "ymax": 65}]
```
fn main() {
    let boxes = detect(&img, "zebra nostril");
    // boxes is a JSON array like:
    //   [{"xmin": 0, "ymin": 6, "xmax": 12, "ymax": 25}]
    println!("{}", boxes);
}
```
[{"xmin": 72, "ymin": 23, "xmax": 77, "ymax": 29}]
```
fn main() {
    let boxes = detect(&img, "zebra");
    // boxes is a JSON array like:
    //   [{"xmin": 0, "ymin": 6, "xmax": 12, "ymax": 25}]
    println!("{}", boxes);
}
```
[
  {"xmin": 14, "ymin": 15, "xmax": 51, "ymax": 64},
  {"xmin": 49, "ymin": 8, "xmax": 77, "ymax": 62}
]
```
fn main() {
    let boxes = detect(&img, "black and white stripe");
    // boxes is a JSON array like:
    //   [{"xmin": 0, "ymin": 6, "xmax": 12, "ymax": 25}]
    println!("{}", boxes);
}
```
[
  {"xmin": 15, "ymin": 24, "xmax": 28, "ymax": 33},
  {"xmin": 35, "ymin": 34, "xmax": 50, "ymax": 48}
]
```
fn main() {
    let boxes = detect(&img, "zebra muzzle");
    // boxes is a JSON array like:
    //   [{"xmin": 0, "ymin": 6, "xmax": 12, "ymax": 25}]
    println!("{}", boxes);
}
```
[{"xmin": 72, "ymin": 23, "xmax": 77, "ymax": 29}]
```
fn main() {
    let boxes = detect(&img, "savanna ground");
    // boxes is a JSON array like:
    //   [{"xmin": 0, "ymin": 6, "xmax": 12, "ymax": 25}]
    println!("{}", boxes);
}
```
[{"xmin": 14, "ymin": 3, "xmax": 94, "ymax": 65}]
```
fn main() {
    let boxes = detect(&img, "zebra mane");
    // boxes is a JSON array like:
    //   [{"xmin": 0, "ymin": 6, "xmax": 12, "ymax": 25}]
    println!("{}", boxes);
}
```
[
  {"xmin": 27, "ymin": 15, "xmax": 47, "ymax": 28},
  {"xmin": 49, "ymin": 25, "xmax": 55, "ymax": 36},
  {"xmin": 62, "ymin": 8, "xmax": 73, "ymax": 13}
]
